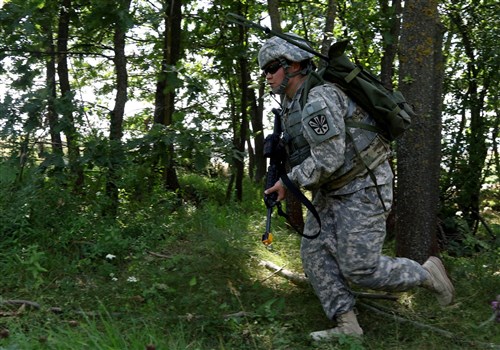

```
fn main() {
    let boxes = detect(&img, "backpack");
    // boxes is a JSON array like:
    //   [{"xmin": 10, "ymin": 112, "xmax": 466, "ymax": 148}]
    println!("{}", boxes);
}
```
[{"xmin": 301, "ymin": 39, "xmax": 414, "ymax": 141}]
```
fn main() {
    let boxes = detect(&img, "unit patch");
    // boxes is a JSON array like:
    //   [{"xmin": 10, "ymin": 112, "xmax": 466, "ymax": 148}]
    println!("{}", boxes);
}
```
[{"xmin": 308, "ymin": 115, "xmax": 329, "ymax": 135}]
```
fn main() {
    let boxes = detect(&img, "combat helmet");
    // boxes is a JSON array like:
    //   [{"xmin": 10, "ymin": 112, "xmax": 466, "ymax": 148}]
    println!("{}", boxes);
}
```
[{"xmin": 258, "ymin": 33, "xmax": 315, "ymax": 69}]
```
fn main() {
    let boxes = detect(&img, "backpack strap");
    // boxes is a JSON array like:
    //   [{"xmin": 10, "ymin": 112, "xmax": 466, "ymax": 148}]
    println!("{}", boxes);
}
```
[
  {"xmin": 300, "ymin": 71, "xmax": 325, "ymax": 109},
  {"xmin": 345, "ymin": 99, "xmax": 388, "ymax": 211},
  {"xmin": 344, "ymin": 119, "xmax": 384, "ymax": 135}
]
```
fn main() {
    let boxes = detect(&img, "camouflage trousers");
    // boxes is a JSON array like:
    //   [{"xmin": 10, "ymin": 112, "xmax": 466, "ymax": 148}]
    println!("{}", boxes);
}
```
[{"xmin": 300, "ymin": 183, "xmax": 429, "ymax": 320}]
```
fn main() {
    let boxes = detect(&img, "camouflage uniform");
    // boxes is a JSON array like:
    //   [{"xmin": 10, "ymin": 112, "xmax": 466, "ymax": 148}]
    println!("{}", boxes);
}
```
[
  {"xmin": 284, "ymin": 82, "xmax": 429, "ymax": 320},
  {"xmin": 258, "ymin": 34, "xmax": 430, "ymax": 322}
]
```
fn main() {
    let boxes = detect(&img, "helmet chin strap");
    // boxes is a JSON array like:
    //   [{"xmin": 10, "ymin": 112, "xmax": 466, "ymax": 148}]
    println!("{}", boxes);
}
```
[{"xmin": 272, "ymin": 58, "xmax": 312, "ymax": 95}]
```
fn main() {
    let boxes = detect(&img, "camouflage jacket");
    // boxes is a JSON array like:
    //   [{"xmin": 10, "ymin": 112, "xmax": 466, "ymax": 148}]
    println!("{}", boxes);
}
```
[{"xmin": 282, "ymin": 81, "xmax": 393, "ymax": 195}]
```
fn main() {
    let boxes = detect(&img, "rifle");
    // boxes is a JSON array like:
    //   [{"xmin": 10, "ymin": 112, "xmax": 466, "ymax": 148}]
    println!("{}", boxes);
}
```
[
  {"xmin": 262, "ymin": 108, "xmax": 287, "ymax": 246},
  {"xmin": 262, "ymin": 106, "xmax": 323, "ymax": 243}
]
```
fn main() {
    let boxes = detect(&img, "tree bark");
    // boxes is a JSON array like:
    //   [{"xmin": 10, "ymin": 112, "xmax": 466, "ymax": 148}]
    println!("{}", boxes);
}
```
[
  {"xmin": 106, "ymin": 0, "xmax": 131, "ymax": 216},
  {"xmin": 57, "ymin": 0, "xmax": 84, "ymax": 189},
  {"xmin": 267, "ymin": 0, "xmax": 304, "ymax": 233},
  {"xmin": 46, "ymin": 29, "xmax": 64, "ymax": 161},
  {"xmin": 396, "ymin": 0, "xmax": 442, "ymax": 262},
  {"xmin": 153, "ymin": 0, "xmax": 182, "ymax": 192}
]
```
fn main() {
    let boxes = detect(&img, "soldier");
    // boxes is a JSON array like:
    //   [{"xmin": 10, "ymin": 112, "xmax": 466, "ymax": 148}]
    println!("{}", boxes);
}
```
[{"xmin": 259, "ymin": 34, "xmax": 455, "ymax": 340}]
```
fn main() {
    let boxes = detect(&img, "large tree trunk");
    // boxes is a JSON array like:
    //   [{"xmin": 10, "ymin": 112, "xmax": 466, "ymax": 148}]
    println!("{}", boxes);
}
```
[{"xmin": 395, "ymin": 0, "xmax": 443, "ymax": 262}]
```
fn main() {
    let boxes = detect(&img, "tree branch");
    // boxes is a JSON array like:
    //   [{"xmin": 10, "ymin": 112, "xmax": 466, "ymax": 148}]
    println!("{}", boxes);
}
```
[
  {"xmin": 359, "ymin": 301, "xmax": 500, "ymax": 349},
  {"xmin": 260, "ymin": 260, "xmax": 399, "ymax": 301}
]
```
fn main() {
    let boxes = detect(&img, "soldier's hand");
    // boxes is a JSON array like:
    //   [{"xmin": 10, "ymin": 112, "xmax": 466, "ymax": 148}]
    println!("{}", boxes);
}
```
[{"xmin": 264, "ymin": 180, "xmax": 287, "ymax": 202}]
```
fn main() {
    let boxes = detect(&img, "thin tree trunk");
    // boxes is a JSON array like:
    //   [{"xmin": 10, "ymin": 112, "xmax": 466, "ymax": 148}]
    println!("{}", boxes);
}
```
[
  {"xmin": 320, "ymin": 0, "xmax": 336, "ymax": 61},
  {"xmin": 106, "ymin": 0, "xmax": 131, "ymax": 216},
  {"xmin": 57, "ymin": 0, "xmax": 84, "ymax": 189},
  {"xmin": 235, "ymin": 8, "xmax": 249, "ymax": 202},
  {"xmin": 449, "ymin": 12, "xmax": 490, "ymax": 231},
  {"xmin": 379, "ymin": 0, "xmax": 402, "ymax": 89},
  {"xmin": 267, "ymin": 0, "xmax": 281, "ymax": 32},
  {"xmin": 267, "ymin": 0, "xmax": 304, "ymax": 232},
  {"xmin": 249, "ymin": 81, "xmax": 266, "ymax": 183},
  {"xmin": 46, "ymin": 30, "xmax": 64, "ymax": 162},
  {"xmin": 153, "ymin": 0, "xmax": 182, "ymax": 192}
]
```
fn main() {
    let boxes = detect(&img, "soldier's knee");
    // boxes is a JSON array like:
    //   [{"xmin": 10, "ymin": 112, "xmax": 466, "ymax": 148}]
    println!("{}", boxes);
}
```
[{"xmin": 342, "ymin": 264, "xmax": 379, "ymax": 288}]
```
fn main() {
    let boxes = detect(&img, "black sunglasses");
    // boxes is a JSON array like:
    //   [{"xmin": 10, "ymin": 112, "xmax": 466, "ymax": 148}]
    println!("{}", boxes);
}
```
[{"xmin": 262, "ymin": 61, "xmax": 282, "ymax": 75}]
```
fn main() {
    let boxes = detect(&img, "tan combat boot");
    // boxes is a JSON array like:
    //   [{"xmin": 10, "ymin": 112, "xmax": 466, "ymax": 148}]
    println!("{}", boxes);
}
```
[
  {"xmin": 309, "ymin": 310, "xmax": 363, "ymax": 341},
  {"xmin": 422, "ymin": 256, "xmax": 455, "ymax": 306}
]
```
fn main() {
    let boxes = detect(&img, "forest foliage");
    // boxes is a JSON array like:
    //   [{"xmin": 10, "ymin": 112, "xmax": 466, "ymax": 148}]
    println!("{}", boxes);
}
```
[
  {"xmin": 0, "ymin": 0, "xmax": 498, "ymax": 229},
  {"xmin": 0, "ymin": 0, "xmax": 499, "ymax": 348}
]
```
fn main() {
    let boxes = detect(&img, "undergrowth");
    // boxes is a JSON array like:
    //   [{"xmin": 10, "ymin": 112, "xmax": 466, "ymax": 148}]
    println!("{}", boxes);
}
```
[{"xmin": 0, "ymin": 166, "xmax": 499, "ymax": 349}]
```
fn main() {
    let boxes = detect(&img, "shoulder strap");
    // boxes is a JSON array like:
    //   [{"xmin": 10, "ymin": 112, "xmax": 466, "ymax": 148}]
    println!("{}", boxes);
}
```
[{"xmin": 300, "ymin": 70, "xmax": 325, "ymax": 109}]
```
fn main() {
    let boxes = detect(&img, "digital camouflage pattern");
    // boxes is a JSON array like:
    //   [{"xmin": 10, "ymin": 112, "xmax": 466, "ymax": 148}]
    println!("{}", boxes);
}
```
[
  {"xmin": 258, "ymin": 34, "xmax": 315, "ymax": 69},
  {"xmin": 283, "ymin": 83, "xmax": 392, "ymax": 192},
  {"xmin": 282, "ymin": 83, "xmax": 430, "ymax": 321},
  {"xmin": 300, "ymin": 177, "xmax": 429, "ymax": 319}
]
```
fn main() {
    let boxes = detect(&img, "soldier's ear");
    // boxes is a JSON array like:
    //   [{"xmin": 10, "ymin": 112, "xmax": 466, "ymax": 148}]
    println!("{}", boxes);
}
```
[{"xmin": 290, "ymin": 61, "xmax": 302, "ymax": 73}]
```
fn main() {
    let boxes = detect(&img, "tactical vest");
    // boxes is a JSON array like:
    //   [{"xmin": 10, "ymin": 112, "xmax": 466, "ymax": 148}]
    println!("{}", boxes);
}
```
[{"xmin": 281, "ymin": 85, "xmax": 390, "ymax": 189}]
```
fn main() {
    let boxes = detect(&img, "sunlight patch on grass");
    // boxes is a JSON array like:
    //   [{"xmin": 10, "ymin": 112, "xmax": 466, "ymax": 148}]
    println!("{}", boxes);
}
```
[{"xmin": 398, "ymin": 292, "xmax": 417, "ymax": 311}]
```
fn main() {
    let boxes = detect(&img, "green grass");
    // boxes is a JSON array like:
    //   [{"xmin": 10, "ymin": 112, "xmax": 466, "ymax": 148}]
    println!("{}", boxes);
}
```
[{"xmin": 1, "ymin": 174, "xmax": 499, "ymax": 349}]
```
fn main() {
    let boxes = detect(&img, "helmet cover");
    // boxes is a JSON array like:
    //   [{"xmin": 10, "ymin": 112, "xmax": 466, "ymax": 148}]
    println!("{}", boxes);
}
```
[{"xmin": 258, "ymin": 33, "xmax": 315, "ymax": 69}]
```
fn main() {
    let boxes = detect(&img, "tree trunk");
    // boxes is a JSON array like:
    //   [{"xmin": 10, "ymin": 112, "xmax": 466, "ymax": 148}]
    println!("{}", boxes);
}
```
[
  {"xmin": 449, "ymin": 11, "xmax": 490, "ymax": 232},
  {"xmin": 379, "ymin": 0, "xmax": 402, "ymax": 237},
  {"xmin": 106, "ymin": 0, "xmax": 131, "ymax": 217},
  {"xmin": 46, "ymin": 29, "xmax": 64, "ymax": 163},
  {"xmin": 153, "ymin": 0, "xmax": 182, "ymax": 192},
  {"xmin": 250, "ymin": 81, "xmax": 266, "ymax": 183},
  {"xmin": 379, "ymin": 0, "xmax": 402, "ymax": 89},
  {"xmin": 234, "ymin": 10, "xmax": 250, "ymax": 202},
  {"xmin": 267, "ymin": 0, "xmax": 281, "ymax": 32},
  {"xmin": 57, "ymin": 0, "xmax": 84, "ymax": 189},
  {"xmin": 319, "ymin": 0, "xmax": 336, "ymax": 61},
  {"xmin": 395, "ymin": 0, "xmax": 442, "ymax": 262},
  {"xmin": 267, "ymin": 0, "xmax": 304, "ymax": 232}
]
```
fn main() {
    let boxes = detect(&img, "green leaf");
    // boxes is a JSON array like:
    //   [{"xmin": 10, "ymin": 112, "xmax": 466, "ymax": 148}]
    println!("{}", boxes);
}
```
[{"xmin": 189, "ymin": 276, "xmax": 197, "ymax": 287}]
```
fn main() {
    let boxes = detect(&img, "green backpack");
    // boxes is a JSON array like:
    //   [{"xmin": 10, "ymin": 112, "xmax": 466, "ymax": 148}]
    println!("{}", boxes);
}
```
[{"xmin": 301, "ymin": 39, "xmax": 414, "ymax": 141}]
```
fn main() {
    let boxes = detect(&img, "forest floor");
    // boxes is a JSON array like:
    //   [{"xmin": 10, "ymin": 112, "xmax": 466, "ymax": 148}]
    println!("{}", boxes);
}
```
[{"xmin": 1, "ymin": 178, "xmax": 499, "ymax": 349}]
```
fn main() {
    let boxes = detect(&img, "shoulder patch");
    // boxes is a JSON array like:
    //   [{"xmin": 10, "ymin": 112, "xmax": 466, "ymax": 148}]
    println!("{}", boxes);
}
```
[
  {"xmin": 302, "ymin": 99, "xmax": 339, "ymax": 145},
  {"xmin": 308, "ymin": 114, "xmax": 329, "ymax": 135}
]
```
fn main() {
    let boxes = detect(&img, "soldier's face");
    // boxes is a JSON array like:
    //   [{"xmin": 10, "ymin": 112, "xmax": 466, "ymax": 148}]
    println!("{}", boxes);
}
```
[{"xmin": 263, "ymin": 61, "xmax": 285, "ymax": 94}]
